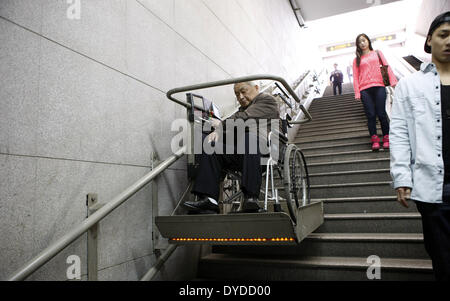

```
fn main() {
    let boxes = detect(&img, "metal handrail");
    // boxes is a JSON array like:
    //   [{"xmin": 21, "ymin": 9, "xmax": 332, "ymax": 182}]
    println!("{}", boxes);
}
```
[
  {"xmin": 166, "ymin": 74, "xmax": 312, "ymax": 124},
  {"xmin": 7, "ymin": 146, "xmax": 187, "ymax": 281}
]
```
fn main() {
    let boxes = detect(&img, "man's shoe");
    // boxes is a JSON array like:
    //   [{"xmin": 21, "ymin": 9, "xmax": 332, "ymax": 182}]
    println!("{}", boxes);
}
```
[
  {"xmin": 242, "ymin": 197, "xmax": 261, "ymax": 213},
  {"xmin": 183, "ymin": 197, "xmax": 220, "ymax": 214}
]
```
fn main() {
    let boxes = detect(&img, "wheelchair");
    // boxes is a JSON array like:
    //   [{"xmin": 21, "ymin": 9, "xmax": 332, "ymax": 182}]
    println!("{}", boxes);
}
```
[
  {"xmin": 216, "ymin": 117, "xmax": 311, "ymax": 225},
  {"xmin": 185, "ymin": 90, "xmax": 310, "ymax": 225}
]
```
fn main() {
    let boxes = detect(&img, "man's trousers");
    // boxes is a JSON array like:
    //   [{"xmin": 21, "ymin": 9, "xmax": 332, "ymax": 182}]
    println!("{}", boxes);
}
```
[
  {"xmin": 191, "ymin": 132, "xmax": 262, "ymax": 201},
  {"xmin": 333, "ymin": 82, "xmax": 342, "ymax": 95},
  {"xmin": 415, "ymin": 184, "xmax": 450, "ymax": 281}
]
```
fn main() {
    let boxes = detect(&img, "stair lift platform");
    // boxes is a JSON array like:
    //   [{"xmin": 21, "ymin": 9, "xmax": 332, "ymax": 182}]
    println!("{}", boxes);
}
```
[{"xmin": 155, "ymin": 201, "xmax": 323, "ymax": 246}]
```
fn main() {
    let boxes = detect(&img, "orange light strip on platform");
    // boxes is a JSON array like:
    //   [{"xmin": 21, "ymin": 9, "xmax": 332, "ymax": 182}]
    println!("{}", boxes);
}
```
[{"xmin": 170, "ymin": 238, "xmax": 295, "ymax": 242}]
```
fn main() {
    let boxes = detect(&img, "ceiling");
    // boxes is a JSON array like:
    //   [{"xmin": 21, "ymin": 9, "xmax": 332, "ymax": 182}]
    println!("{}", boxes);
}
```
[
  {"xmin": 415, "ymin": 0, "xmax": 450, "ymax": 36},
  {"xmin": 291, "ymin": 0, "xmax": 401, "ymax": 21}
]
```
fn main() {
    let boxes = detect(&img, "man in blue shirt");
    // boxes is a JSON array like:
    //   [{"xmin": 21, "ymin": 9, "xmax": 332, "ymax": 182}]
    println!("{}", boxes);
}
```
[{"xmin": 390, "ymin": 12, "xmax": 450, "ymax": 280}]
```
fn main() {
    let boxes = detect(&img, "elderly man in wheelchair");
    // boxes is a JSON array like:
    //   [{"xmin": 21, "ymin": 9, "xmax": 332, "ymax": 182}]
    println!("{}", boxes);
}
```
[{"xmin": 183, "ymin": 81, "xmax": 286, "ymax": 215}]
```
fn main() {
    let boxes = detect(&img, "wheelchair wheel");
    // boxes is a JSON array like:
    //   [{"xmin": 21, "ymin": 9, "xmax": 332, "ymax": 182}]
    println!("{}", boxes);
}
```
[{"xmin": 283, "ymin": 144, "xmax": 310, "ymax": 224}]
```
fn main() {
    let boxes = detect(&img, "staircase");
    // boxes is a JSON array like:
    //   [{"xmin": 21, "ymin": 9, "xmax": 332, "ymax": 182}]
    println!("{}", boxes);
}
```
[{"xmin": 196, "ymin": 89, "xmax": 434, "ymax": 281}]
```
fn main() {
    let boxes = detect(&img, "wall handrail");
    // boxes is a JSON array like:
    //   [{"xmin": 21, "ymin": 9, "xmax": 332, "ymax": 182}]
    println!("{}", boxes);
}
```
[
  {"xmin": 166, "ymin": 74, "xmax": 312, "ymax": 123},
  {"xmin": 7, "ymin": 146, "xmax": 187, "ymax": 281}
]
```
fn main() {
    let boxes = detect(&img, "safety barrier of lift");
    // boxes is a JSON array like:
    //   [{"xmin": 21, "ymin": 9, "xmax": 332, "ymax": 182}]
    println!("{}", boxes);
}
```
[{"xmin": 155, "ymin": 75, "xmax": 324, "ymax": 246}]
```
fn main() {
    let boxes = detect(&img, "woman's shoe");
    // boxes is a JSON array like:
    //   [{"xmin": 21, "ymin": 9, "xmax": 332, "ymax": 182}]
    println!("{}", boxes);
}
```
[
  {"xmin": 371, "ymin": 135, "xmax": 380, "ymax": 151},
  {"xmin": 382, "ymin": 135, "xmax": 389, "ymax": 149}
]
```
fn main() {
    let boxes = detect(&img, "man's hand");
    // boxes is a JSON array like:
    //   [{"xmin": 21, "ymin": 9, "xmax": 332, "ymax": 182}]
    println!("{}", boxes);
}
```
[
  {"xmin": 210, "ymin": 118, "xmax": 222, "ymax": 129},
  {"xmin": 396, "ymin": 187, "xmax": 411, "ymax": 208},
  {"xmin": 207, "ymin": 131, "xmax": 219, "ymax": 144},
  {"xmin": 205, "ymin": 118, "xmax": 222, "ymax": 145}
]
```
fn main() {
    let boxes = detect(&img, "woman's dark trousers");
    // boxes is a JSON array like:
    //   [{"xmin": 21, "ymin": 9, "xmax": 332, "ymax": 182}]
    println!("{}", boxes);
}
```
[{"xmin": 360, "ymin": 86, "xmax": 389, "ymax": 136}]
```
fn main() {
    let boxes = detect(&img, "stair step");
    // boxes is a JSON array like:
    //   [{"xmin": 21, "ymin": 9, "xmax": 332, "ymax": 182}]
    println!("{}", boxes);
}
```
[
  {"xmin": 309, "ymin": 109, "xmax": 365, "ymax": 118},
  {"xmin": 309, "ymin": 104, "xmax": 362, "ymax": 113},
  {"xmin": 307, "ymin": 232, "xmax": 423, "ymax": 242},
  {"xmin": 198, "ymin": 254, "xmax": 433, "ymax": 281},
  {"xmin": 310, "ymin": 110, "xmax": 365, "ymax": 120},
  {"xmin": 211, "ymin": 233, "xmax": 428, "ymax": 259},
  {"xmin": 324, "ymin": 212, "xmax": 421, "ymax": 220},
  {"xmin": 305, "ymin": 149, "xmax": 389, "ymax": 164},
  {"xmin": 308, "ymin": 114, "xmax": 366, "ymax": 124},
  {"xmin": 300, "ymin": 141, "xmax": 373, "ymax": 155},
  {"xmin": 309, "ymin": 100, "xmax": 361, "ymax": 109},
  {"xmin": 312, "ymin": 98, "xmax": 357, "ymax": 105},
  {"xmin": 316, "ymin": 196, "xmax": 397, "ymax": 202},
  {"xmin": 316, "ymin": 212, "xmax": 423, "ymax": 233},
  {"xmin": 309, "ymin": 103, "xmax": 361, "ymax": 111},
  {"xmin": 309, "ymin": 169, "xmax": 391, "ymax": 185},
  {"xmin": 314, "ymin": 91, "xmax": 355, "ymax": 98},
  {"xmin": 310, "ymin": 181, "xmax": 394, "ymax": 198},
  {"xmin": 307, "ymin": 158, "xmax": 390, "ymax": 173},
  {"xmin": 315, "ymin": 195, "xmax": 417, "ymax": 214},
  {"xmin": 296, "ymin": 131, "xmax": 375, "ymax": 144},
  {"xmin": 294, "ymin": 134, "xmax": 376, "ymax": 148},
  {"xmin": 299, "ymin": 119, "xmax": 375, "ymax": 132},
  {"xmin": 299, "ymin": 122, "xmax": 376, "ymax": 134},
  {"xmin": 299, "ymin": 126, "xmax": 374, "ymax": 139}
]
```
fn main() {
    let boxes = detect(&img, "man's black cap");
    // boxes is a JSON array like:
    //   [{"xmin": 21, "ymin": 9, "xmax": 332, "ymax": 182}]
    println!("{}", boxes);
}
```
[{"xmin": 425, "ymin": 11, "xmax": 450, "ymax": 53}]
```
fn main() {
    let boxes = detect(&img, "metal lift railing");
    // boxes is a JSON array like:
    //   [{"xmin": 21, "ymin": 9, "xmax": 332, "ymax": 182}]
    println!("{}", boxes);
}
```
[
  {"xmin": 166, "ymin": 74, "xmax": 313, "ymax": 124},
  {"xmin": 8, "ymin": 74, "xmax": 314, "ymax": 282}
]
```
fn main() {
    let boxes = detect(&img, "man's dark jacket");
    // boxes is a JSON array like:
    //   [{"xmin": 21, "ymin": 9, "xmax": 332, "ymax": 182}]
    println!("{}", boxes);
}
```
[{"xmin": 223, "ymin": 93, "xmax": 280, "ymax": 141}]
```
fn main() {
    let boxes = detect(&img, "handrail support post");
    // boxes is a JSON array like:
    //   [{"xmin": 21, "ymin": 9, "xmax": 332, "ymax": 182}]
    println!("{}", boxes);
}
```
[
  {"xmin": 86, "ymin": 193, "xmax": 104, "ymax": 281},
  {"xmin": 150, "ymin": 152, "xmax": 167, "ymax": 251}
]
